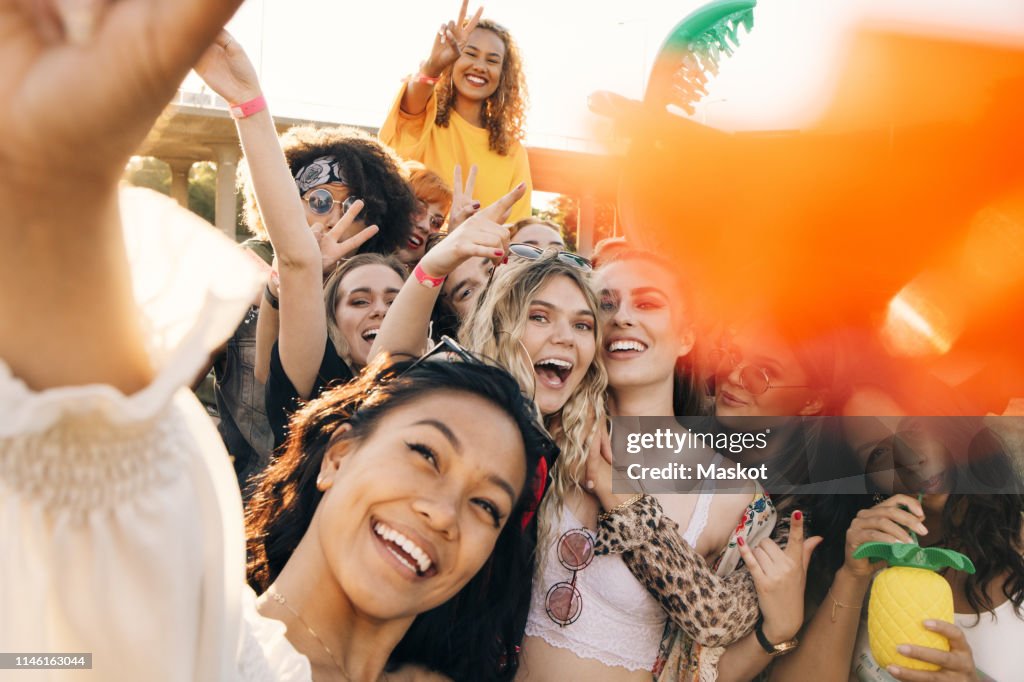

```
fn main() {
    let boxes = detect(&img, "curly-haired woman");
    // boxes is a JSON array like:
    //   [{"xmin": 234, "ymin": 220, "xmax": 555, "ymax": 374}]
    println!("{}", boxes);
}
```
[{"xmin": 381, "ymin": 0, "xmax": 532, "ymax": 223}]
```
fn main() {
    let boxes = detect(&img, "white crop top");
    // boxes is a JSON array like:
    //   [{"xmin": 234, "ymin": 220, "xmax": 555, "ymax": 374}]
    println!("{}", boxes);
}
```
[{"xmin": 524, "ymin": 456, "xmax": 721, "ymax": 671}]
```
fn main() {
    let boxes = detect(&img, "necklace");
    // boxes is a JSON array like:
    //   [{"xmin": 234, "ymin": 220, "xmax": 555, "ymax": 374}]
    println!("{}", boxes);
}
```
[{"xmin": 267, "ymin": 588, "xmax": 350, "ymax": 679}]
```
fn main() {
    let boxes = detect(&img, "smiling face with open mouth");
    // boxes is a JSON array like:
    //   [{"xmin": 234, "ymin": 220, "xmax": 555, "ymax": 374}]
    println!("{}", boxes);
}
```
[
  {"xmin": 333, "ymin": 263, "xmax": 404, "ymax": 368},
  {"xmin": 395, "ymin": 200, "xmax": 447, "ymax": 267},
  {"xmin": 520, "ymin": 275, "xmax": 597, "ymax": 416},
  {"xmin": 451, "ymin": 28, "xmax": 505, "ymax": 104},
  {"xmin": 594, "ymin": 259, "xmax": 693, "ymax": 395},
  {"xmin": 314, "ymin": 391, "xmax": 527, "ymax": 620}
]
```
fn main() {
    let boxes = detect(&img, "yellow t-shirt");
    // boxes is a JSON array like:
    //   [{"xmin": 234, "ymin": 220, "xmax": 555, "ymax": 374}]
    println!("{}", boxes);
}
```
[{"xmin": 380, "ymin": 84, "xmax": 533, "ymax": 223}]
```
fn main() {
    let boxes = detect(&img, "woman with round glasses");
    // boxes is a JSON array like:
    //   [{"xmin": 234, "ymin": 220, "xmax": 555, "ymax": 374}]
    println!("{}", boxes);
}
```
[
  {"xmin": 195, "ymin": 35, "xmax": 423, "ymax": 449},
  {"xmin": 563, "ymin": 297, "xmax": 847, "ymax": 681}
]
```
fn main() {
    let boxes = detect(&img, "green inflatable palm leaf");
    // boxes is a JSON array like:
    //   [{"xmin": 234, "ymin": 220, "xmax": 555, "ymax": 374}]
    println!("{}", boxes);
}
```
[{"xmin": 646, "ymin": 0, "xmax": 757, "ymax": 113}]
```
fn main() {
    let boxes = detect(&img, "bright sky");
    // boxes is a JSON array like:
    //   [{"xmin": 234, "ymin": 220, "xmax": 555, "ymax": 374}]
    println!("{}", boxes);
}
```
[{"xmin": 184, "ymin": 0, "xmax": 1024, "ymax": 148}]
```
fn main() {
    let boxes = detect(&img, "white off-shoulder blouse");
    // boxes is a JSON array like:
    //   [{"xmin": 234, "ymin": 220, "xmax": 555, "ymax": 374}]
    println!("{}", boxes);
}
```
[{"xmin": 0, "ymin": 189, "xmax": 308, "ymax": 681}]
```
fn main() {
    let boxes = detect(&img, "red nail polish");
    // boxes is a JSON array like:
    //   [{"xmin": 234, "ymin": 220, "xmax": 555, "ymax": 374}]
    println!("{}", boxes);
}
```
[
  {"xmin": 793, "ymin": 510, "xmax": 803, "ymax": 521},
  {"xmin": 494, "ymin": 250, "xmax": 504, "ymax": 257},
  {"xmin": 736, "ymin": 536, "xmax": 745, "ymax": 547},
  {"xmin": 502, "ymin": 256, "xmax": 509, "ymax": 265},
  {"xmin": 472, "ymin": 202, "xmax": 481, "ymax": 209}
]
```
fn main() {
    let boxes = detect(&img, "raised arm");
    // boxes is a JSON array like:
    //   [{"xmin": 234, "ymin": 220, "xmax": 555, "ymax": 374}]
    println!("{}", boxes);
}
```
[
  {"xmin": 0, "ymin": 0, "xmax": 244, "ymax": 393},
  {"xmin": 195, "ymin": 34, "xmax": 376, "ymax": 397},
  {"xmin": 401, "ymin": 0, "xmax": 482, "ymax": 116},
  {"xmin": 369, "ymin": 182, "xmax": 523, "ymax": 361}
]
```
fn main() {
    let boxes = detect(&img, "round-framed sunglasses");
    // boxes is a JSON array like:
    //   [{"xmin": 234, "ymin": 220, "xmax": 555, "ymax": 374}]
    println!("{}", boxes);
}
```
[
  {"xmin": 708, "ymin": 347, "xmax": 814, "ymax": 396},
  {"xmin": 545, "ymin": 527, "xmax": 595, "ymax": 627},
  {"xmin": 508, "ymin": 243, "xmax": 592, "ymax": 272},
  {"xmin": 306, "ymin": 187, "xmax": 359, "ymax": 216}
]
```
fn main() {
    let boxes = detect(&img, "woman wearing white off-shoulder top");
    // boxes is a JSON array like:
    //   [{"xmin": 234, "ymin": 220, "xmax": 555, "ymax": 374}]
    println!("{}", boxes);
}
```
[{"xmin": 0, "ymin": 3, "xmax": 549, "ymax": 682}]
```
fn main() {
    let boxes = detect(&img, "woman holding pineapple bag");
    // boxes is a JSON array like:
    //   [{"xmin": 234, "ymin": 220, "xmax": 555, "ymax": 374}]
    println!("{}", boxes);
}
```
[{"xmin": 770, "ymin": 398, "xmax": 1024, "ymax": 682}]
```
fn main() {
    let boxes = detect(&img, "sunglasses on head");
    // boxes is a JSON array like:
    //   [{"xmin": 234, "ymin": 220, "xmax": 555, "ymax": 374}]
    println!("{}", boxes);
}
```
[
  {"xmin": 403, "ymin": 336, "xmax": 560, "ymax": 465},
  {"xmin": 508, "ymin": 243, "xmax": 592, "ymax": 272},
  {"xmin": 306, "ymin": 187, "xmax": 359, "ymax": 216}
]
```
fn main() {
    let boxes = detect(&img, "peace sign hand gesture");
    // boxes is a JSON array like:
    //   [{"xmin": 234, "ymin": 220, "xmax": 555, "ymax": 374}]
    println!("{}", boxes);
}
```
[
  {"xmin": 312, "ymin": 200, "xmax": 380, "ymax": 275},
  {"xmin": 419, "ymin": 181, "xmax": 523, "ymax": 278},
  {"xmin": 423, "ymin": 0, "xmax": 483, "ymax": 76},
  {"xmin": 448, "ymin": 164, "xmax": 481, "ymax": 231}
]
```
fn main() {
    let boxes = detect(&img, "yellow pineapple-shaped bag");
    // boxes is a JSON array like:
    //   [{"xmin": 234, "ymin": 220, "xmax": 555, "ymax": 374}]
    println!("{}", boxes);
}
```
[{"xmin": 853, "ymin": 534, "xmax": 975, "ymax": 671}]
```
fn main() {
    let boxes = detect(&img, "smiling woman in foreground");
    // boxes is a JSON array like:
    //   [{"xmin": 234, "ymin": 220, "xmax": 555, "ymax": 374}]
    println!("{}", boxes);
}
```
[{"xmin": 244, "ymin": 356, "xmax": 548, "ymax": 680}]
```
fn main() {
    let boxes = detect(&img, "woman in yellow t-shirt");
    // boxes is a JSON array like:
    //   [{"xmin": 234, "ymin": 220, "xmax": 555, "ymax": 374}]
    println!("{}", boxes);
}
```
[{"xmin": 381, "ymin": 1, "xmax": 533, "ymax": 223}]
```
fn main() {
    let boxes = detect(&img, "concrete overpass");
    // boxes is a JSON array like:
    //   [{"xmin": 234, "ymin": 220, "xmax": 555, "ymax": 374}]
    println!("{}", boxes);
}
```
[{"xmin": 135, "ymin": 89, "xmax": 621, "ymax": 254}]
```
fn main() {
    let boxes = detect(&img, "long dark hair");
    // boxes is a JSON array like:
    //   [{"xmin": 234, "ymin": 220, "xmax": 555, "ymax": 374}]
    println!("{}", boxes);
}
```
[
  {"xmin": 245, "ymin": 356, "xmax": 546, "ymax": 680},
  {"xmin": 935, "ymin": 427, "xmax": 1024, "ymax": 619},
  {"xmin": 810, "ymin": 417, "xmax": 1024, "ymax": 618}
]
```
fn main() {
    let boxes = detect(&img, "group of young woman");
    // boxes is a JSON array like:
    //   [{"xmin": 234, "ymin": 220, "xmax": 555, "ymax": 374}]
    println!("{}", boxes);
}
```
[{"xmin": 3, "ymin": 1, "xmax": 1023, "ymax": 682}]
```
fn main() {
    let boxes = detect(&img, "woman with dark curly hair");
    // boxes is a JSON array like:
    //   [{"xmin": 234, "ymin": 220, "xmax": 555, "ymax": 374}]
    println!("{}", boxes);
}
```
[
  {"xmin": 197, "ymin": 34, "xmax": 424, "ymax": 449},
  {"xmin": 239, "ymin": 124, "xmax": 418, "ymax": 259},
  {"xmin": 381, "ymin": 0, "xmax": 532, "ymax": 223},
  {"xmin": 245, "ymin": 353, "xmax": 553, "ymax": 681},
  {"xmin": 771, "ymin": 379, "xmax": 1024, "ymax": 682}
]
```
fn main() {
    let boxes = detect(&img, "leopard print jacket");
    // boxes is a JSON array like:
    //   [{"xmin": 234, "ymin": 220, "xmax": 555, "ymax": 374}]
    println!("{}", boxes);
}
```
[{"xmin": 594, "ymin": 495, "xmax": 792, "ymax": 648}]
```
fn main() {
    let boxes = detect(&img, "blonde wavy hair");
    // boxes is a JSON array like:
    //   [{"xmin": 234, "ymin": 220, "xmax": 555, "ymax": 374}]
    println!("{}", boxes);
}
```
[
  {"xmin": 434, "ymin": 18, "xmax": 528, "ymax": 156},
  {"xmin": 459, "ymin": 253, "xmax": 607, "ymax": 554}
]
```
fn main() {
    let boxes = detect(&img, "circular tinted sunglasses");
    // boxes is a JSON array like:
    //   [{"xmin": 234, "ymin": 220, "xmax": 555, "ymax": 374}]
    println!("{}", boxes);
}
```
[
  {"xmin": 545, "ymin": 528, "xmax": 595, "ymax": 627},
  {"xmin": 508, "ymin": 243, "xmax": 592, "ymax": 272},
  {"xmin": 708, "ymin": 347, "xmax": 814, "ymax": 396},
  {"xmin": 306, "ymin": 187, "xmax": 359, "ymax": 216}
]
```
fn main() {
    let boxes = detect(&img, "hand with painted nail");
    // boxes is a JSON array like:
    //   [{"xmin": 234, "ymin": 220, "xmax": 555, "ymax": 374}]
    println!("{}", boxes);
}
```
[
  {"xmin": 845, "ymin": 494, "xmax": 929, "ymax": 578},
  {"xmin": 423, "ymin": 0, "xmax": 484, "ymax": 77},
  {"xmin": 887, "ymin": 620, "xmax": 981, "ymax": 682},
  {"xmin": 418, "ymin": 182, "xmax": 521, "ymax": 278},
  {"xmin": 448, "ymin": 164, "xmax": 481, "ymax": 231},
  {"xmin": 736, "ymin": 511, "xmax": 823, "ymax": 644}
]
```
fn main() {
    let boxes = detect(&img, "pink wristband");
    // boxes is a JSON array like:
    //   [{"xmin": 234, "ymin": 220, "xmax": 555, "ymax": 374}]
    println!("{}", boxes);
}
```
[
  {"xmin": 413, "ymin": 263, "xmax": 446, "ymax": 288},
  {"xmin": 230, "ymin": 95, "xmax": 267, "ymax": 119}
]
